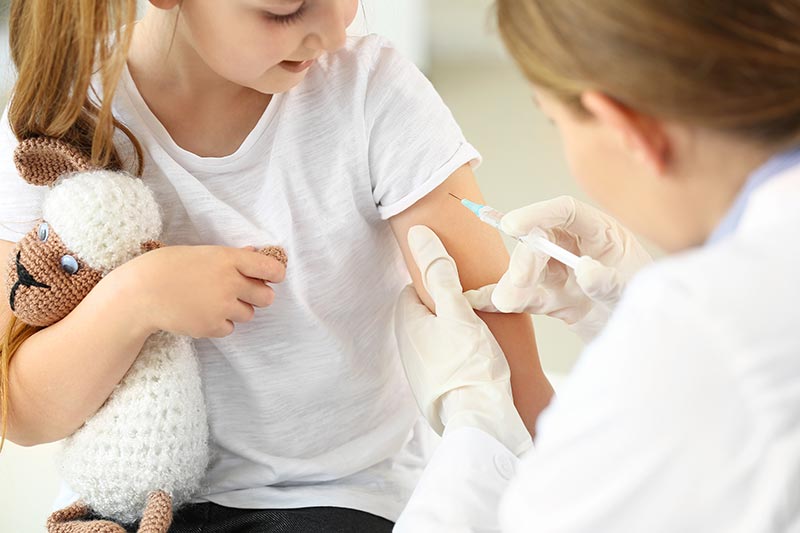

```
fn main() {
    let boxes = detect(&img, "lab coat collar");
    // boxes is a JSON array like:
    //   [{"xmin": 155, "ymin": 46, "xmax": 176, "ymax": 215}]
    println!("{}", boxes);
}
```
[
  {"xmin": 706, "ymin": 146, "xmax": 800, "ymax": 245},
  {"xmin": 736, "ymin": 157, "xmax": 800, "ymax": 239}
]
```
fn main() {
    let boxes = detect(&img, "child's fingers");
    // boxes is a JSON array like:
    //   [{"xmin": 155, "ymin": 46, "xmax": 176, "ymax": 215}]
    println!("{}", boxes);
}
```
[
  {"xmin": 228, "ymin": 300, "xmax": 256, "ymax": 324},
  {"xmin": 235, "ymin": 248, "xmax": 286, "ymax": 283},
  {"xmin": 238, "ymin": 278, "xmax": 276, "ymax": 308},
  {"xmin": 209, "ymin": 320, "xmax": 236, "ymax": 339}
]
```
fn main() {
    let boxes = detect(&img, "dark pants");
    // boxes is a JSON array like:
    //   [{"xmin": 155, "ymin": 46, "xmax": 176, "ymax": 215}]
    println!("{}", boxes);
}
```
[{"xmin": 90, "ymin": 503, "xmax": 395, "ymax": 533}]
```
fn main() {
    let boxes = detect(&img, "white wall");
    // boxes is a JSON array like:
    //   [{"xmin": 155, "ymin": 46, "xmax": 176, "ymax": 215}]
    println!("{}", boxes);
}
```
[
  {"xmin": 429, "ymin": 0, "xmax": 509, "ymax": 63},
  {"xmin": 352, "ymin": 0, "xmax": 430, "ymax": 70},
  {"xmin": 0, "ymin": 441, "xmax": 62, "ymax": 532}
]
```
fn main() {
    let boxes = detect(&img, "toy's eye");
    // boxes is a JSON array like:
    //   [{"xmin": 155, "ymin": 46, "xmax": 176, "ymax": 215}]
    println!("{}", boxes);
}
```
[
  {"xmin": 37, "ymin": 222, "xmax": 49, "ymax": 242},
  {"xmin": 60, "ymin": 255, "xmax": 79, "ymax": 275}
]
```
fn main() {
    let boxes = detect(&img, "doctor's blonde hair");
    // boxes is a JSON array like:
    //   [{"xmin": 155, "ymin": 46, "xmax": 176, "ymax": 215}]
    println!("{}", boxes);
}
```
[
  {"xmin": 495, "ymin": 0, "xmax": 800, "ymax": 145},
  {"xmin": 1, "ymin": 0, "xmax": 141, "ymax": 450}
]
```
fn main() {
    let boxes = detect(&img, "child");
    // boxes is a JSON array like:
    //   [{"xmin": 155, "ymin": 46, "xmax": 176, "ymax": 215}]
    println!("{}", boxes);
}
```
[{"xmin": 0, "ymin": 1, "xmax": 553, "ymax": 530}]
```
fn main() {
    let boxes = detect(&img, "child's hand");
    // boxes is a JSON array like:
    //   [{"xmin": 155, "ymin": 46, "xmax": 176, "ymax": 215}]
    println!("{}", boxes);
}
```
[{"xmin": 111, "ymin": 245, "xmax": 286, "ymax": 338}]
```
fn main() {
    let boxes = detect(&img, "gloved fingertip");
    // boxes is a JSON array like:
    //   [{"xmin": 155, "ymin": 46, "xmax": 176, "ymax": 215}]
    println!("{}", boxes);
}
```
[
  {"xmin": 507, "ymin": 244, "xmax": 547, "ymax": 288},
  {"xmin": 407, "ymin": 225, "xmax": 440, "ymax": 255},
  {"xmin": 426, "ymin": 258, "xmax": 461, "ymax": 286},
  {"xmin": 501, "ymin": 200, "xmax": 569, "ymax": 237},
  {"xmin": 499, "ymin": 215, "xmax": 528, "ymax": 237},
  {"xmin": 490, "ymin": 288, "xmax": 517, "ymax": 314},
  {"xmin": 395, "ymin": 285, "xmax": 419, "ymax": 311},
  {"xmin": 575, "ymin": 255, "xmax": 608, "ymax": 280},
  {"xmin": 575, "ymin": 255, "xmax": 597, "ymax": 270},
  {"xmin": 464, "ymin": 285, "xmax": 499, "ymax": 312},
  {"xmin": 406, "ymin": 225, "xmax": 462, "ymax": 294},
  {"xmin": 395, "ymin": 284, "xmax": 435, "ymax": 321},
  {"xmin": 575, "ymin": 256, "xmax": 619, "ymax": 298},
  {"xmin": 398, "ymin": 283, "xmax": 420, "ymax": 300}
]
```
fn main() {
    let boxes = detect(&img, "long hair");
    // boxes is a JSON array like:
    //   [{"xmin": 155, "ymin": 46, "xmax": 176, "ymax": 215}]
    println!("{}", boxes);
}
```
[
  {"xmin": 496, "ymin": 0, "xmax": 800, "ymax": 146},
  {"xmin": 1, "ymin": 0, "xmax": 141, "ymax": 451},
  {"xmin": 0, "ymin": 316, "xmax": 39, "ymax": 450}
]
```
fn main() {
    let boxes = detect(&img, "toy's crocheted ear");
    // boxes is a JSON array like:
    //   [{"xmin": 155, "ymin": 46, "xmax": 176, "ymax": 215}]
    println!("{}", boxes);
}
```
[
  {"xmin": 141, "ymin": 240, "xmax": 165, "ymax": 253},
  {"xmin": 13, "ymin": 137, "xmax": 93, "ymax": 186}
]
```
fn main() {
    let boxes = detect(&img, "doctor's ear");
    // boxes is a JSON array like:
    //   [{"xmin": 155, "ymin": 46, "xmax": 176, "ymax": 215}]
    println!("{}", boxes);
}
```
[{"xmin": 581, "ymin": 91, "xmax": 671, "ymax": 176}]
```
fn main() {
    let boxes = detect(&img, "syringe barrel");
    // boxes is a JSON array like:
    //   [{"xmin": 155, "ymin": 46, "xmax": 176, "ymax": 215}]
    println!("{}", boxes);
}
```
[
  {"xmin": 469, "ymin": 201, "xmax": 581, "ymax": 270},
  {"xmin": 519, "ymin": 233, "xmax": 581, "ymax": 270}
]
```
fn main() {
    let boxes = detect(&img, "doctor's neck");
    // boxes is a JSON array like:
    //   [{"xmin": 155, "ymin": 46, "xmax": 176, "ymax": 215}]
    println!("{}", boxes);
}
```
[{"xmin": 661, "ymin": 130, "xmax": 782, "ymax": 247}]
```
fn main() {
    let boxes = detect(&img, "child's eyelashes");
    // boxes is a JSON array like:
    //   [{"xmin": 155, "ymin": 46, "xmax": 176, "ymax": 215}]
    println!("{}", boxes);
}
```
[{"xmin": 263, "ymin": 3, "xmax": 308, "ymax": 26}]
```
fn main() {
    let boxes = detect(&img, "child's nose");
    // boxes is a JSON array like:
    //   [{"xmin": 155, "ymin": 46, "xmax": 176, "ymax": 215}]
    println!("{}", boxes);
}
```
[{"xmin": 303, "ymin": 3, "xmax": 348, "ymax": 53}]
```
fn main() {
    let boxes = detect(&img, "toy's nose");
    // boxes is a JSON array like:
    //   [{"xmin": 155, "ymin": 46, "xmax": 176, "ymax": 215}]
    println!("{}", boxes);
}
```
[{"xmin": 9, "ymin": 250, "xmax": 50, "ymax": 311}]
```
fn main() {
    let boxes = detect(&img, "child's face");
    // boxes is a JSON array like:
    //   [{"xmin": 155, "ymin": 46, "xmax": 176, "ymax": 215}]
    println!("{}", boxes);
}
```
[{"xmin": 177, "ymin": 0, "xmax": 359, "ymax": 94}]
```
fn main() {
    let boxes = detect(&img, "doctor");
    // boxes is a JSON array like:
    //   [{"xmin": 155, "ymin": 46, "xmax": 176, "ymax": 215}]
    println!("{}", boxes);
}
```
[{"xmin": 395, "ymin": 1, "xmax": 800, "ymax": 532}]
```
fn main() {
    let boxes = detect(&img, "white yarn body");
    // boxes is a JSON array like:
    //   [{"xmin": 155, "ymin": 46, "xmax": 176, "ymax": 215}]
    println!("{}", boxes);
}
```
[
  {"xmin": 43, "ymin": 171, "xmax": 209, "ymax": 524},
  {"xmin": 58, "ymin": 331, "xmax": 209, "ymax": 524},
  {"xmin": 43, "ymin": 171, "xmax": 164, "ymax": 275}
]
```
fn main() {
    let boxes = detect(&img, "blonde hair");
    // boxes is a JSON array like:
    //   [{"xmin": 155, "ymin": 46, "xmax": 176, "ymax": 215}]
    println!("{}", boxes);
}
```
[
  {"xmin": 496, "ymin": 1, "xmax": 800, "ymax": 145},
  {"xmin": 1, "ymin": 0, "xmax": 141, "ymax": 451}
]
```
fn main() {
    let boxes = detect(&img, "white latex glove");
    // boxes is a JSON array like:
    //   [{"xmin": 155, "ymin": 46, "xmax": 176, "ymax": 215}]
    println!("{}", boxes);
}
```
[
  {"xmin": 395, "ymin": 225, "xmax": 533, "ymax": 456},
  {"xmin": 467, "ymin": 196, "xmax": 652, "ymax": 342}
]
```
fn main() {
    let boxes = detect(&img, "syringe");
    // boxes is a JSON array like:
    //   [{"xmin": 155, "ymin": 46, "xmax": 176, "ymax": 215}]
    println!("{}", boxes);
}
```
[{"xmin": 451, "ymin": 194, "xmax": 581, "ymax": 270}]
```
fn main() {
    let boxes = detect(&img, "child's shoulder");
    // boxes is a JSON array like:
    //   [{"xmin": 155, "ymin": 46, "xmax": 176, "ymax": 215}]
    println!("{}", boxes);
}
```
[
  {"xmin": 315, "ymin": 33, "xmax": 415, "ymax": 80},
  {"xmin": 343, "ymin": 33, "xmax": 394, "ymax": 55},
  {"xmin": 289, "ymin": 34, "xmax": 444, "ymax": 137}
]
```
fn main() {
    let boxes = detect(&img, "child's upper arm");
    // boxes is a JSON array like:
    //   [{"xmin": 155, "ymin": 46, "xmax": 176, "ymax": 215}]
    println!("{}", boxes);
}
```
[
  {"xmin": 388, "ymin": 164, "xmax": 509, "ymax": 310},
  {"xmin": 389, "ymin": 165, "xmax": 554, "ymax": 435}
]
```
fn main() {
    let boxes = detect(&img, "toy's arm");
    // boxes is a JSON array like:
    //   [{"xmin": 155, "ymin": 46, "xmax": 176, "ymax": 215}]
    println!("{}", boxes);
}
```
[
  {"xmin": 389, "ymin": 164, "xmax": 554, "ymax": 435},
  {"xmin": 1, "ymin": 238, "xmax": 153, "ymax": 446}
]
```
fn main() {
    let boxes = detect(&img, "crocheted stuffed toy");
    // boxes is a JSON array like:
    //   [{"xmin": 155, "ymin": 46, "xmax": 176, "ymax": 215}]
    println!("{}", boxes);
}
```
[{"xmin": 5, "ymin": 138, "xmax": 287, "ymax": 533}]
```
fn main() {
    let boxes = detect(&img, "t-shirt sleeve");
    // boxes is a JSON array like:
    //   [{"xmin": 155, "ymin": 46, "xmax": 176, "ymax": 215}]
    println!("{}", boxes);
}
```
[
  {"xmin": 363, "ymin": 38, "xmax": 481, "ymax": 220},
  {"xmin": 0, "ymin": 106, "xmax": 46, "ymax": 243}
]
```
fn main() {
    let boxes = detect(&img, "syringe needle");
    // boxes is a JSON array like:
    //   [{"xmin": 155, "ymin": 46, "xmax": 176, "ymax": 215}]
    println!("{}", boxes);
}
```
[
  {"xmin": 448, "ymin": 193, "xmax": 463, "ymax": 201},
  {"xmin": 456, "ymin": 197, "xmax": 583, "ymax": 270}
]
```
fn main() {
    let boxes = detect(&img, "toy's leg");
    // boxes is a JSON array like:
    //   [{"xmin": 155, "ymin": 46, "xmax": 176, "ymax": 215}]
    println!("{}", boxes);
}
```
[
  {"xmin": 46, "ymin": 501, "xmax": 126, "ymax": 533},
  {"xmin": 136, "ymin": 491, "xmax": 173, "ymax": 533}
]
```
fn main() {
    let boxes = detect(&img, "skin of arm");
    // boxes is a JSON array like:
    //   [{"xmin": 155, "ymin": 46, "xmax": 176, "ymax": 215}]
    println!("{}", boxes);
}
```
[
  {"xmin": 1, "ymin": 233, "xmax": 280, "ymax": 447},
  {"xmin": 0, "ymin": 238, "xmax": 153, "ymax": 446},
  {"xmin": 389, "ymin": 165, "xmax": 555, "ymax": 435}
]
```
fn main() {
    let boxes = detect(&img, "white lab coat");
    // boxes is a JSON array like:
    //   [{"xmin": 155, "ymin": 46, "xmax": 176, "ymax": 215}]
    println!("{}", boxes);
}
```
[{"xmin": 396, "ymin": 163, "xmax": 800, "ymax": 533}]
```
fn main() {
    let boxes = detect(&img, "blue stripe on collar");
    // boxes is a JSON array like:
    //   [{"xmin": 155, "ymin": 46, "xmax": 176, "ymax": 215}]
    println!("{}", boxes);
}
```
[{"xmin": 706, "ymin": 146, "xmax": 800, "ymax": 245}]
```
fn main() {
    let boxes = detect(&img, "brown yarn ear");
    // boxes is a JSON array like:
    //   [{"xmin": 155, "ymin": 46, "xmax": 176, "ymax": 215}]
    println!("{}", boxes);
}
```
[
  {"xmin": 140, "ymin": 240, "xmax": 165, "ymax": 253},
  {"xmin": 258, "ymin": 246, "xmax": 288, "ymax": 268},
  {"xmin": 14, "ymin": 138, "xmax": 94, "ymax": 186}
]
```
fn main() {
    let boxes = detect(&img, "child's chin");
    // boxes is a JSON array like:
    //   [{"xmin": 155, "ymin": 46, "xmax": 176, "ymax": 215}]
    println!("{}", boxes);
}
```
[{"xmin": 252, "ymin": 70, "xmax": 310, "ymax": 95}]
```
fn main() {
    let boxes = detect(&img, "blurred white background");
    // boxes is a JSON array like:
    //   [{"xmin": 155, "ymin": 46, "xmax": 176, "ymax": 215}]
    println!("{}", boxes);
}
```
[{"xmin": 0, "ymin": 1, "xmax": 585, "ymax": 530}]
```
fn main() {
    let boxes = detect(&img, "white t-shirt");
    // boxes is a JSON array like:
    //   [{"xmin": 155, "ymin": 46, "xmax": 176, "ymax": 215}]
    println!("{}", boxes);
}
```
[{"xmin": 0, "ymin": 34, "xmax": 479, "ymax": 521}]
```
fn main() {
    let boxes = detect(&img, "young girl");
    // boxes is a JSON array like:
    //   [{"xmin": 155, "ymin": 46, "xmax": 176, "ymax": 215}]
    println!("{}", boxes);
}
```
[{"xmin": 0, "ymin": 0, "xmax": 553, "ymax": 530}]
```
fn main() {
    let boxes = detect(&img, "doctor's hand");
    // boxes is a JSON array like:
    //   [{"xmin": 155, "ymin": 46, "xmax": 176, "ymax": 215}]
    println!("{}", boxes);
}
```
[
  {"xmin": 468, "ymin": 196, "xmax": 652, "ymax": 342},
  {"xmin": 395, "ymin": 226, "xmax": 533, "ymax": 456}
]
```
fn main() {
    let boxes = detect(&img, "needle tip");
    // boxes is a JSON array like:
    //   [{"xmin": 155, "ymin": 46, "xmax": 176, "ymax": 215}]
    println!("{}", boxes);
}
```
[{"xmin": 448, "ymin": 193, "xmax": 463, "ymax": 201}]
